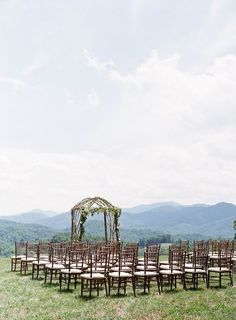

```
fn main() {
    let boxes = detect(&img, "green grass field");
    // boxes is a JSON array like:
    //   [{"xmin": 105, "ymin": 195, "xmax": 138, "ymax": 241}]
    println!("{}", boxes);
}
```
[{"xmin": 0, "ymin": 258, "xmax": 235, "ymax": 320}]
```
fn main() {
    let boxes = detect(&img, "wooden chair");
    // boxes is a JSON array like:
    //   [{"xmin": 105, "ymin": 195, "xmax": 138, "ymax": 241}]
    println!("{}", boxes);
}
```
[
  {"xmin": 80, "ymin": 252, "xmax": 108, "ymax": 297},
  {"xmin": 207, "ymin": 249, "xmax": 233, "ymax": 288},
  {"xmin": 159, "ymin": 248, "xmax": 186, "ymax": 291},
  {"xmin": 138, "ymin": 244, "xmax": 160, "ymax": 265},
  {"xmin": 32, "ymin": 243, "xmax": 50, "ymax": 279},
  {"xmin": 184, "ymin": 249, "xmax": 208, "ymax": 289},
  {"xmin": 59, "ymin": 249, "xmax": 83, "ymax": 290},
  {"xmin": 160, "ymin": 244, "xmax": 181, "ymax": 266},
  {"xmin": 111, "ymin": 248, "xmax": 136, "ymax": 273},
  {"xmin": 44, "ymin": 245, "xmax": 66, "ymax": 284},
  {"xmin": 11, "ymin": 242, "xmax": 26, "ymax": 271},
  {"xmin": 20, "ymin": 243, "xmax": 37, "ymax": 275},
  {"xmin": 108, "ymin": 252, "xmax": 136, "ymax": 296},
  {"xmin": 134, "ymin": 251, "xmax": 160, "ymax": 294}
]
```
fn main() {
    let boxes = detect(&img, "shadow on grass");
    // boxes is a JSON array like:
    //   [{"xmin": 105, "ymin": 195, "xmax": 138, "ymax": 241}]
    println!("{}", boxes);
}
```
[
  {"xmin": 75, "ymin": 294, "xmax": 100, "ymax": 301},
  {"xmin": 58, "ymin": 288, "xmax": 76, "ymax": 294},
  {"xmin": 42, "ymin": 282, "xmax": 60, "ymax": 288}
]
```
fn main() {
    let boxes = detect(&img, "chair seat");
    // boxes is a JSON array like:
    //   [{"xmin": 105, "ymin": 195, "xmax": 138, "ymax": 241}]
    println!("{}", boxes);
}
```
[
  {"xmin": 45, "ymin": 263, "xmax": 65, "ymax": 270},
  {"xmin": 160, "ymin": 265, "xmax": 180, "ymax": 270},
  {"xmin": 134, "ymin": 271, "xmax": 158, "ymax": 277},
  {"xmin": 208, "ymin": 267, "xmax": 230, "ymax": 272},
  {"xmin": 110, "ymin": 266, "xmax": 131, "ymax": 272},
  {"xmin": 108, "ymin": 271, "xmax": 133, "ymax": 278},
  {"xmin": 208, "ymin": 255, "xmax": 219, "ymax": 260},
  {"xmin": 185, "ymin": 268, "xmax": 206, "ymax": 274},
  {"xmin": 136, "ymin": 265, "xmax": 157, "ymax": 271},
  {"xmin": 40, "ymin": 255, "xmax": 49, "ymax": 259},
  {"xmin": 118, "ymin": 262, "xmax": 133, "ymax": 267},
  {"xmin": 32, "ymin": 260, "xmax": 49, "ymax": 265},
  {"xmin": 70, "ymin": 263, "xmax": 88, "ymax": 269},
  {"xmin": 160, "ymin": 269, "xmax": 183, "ymax": 275},
  {"xmin": 11, "ymin": 255, "xmax": 25, "ymax": 259},
  {"xmin": 60, "ymin": 268, "xmax": 82, "ymax": 274},
  {"xmin": 80, "ymin": 273, "xmax": 105, "ymax": 279},
  {"xmin": 185, "ymin": 263, "xmax": 203, "ymax": 269},
  {"xmin": 138, "ymin": 261, "xmax": 156, "ymax": 266},
  {"xmin": 86, "ymin": 267, "xmax": 105, "ymax": 273},
  {"xmin": 160, "ymin": 260, "xmax": 178, "ymax": 265},
  {"xmin": 21, "ymin": 257, "xmax": 37, "ymax": 262}
]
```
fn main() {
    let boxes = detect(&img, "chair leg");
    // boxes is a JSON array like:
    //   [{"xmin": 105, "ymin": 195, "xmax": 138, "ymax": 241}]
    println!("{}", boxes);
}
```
[
  {"xmin": 143, "ymin": 276, "xmax": 147, "ymax": 294},
  {"xmin": 108, "ymin": 276, "xmax": 111, "ymax": 296},
  {"xmin": 132, "ymin": 277, "xmax": 136, "ymax": 297},
  {"xmin": 148, "ymin": 278, "xmax": 151, "ymax": 294},
  {"xmin": 59, "ymin": 273, "xmax": 62, "ymax": 291},
  {"xmin": 123, "ymin": 279, "xmax": 126, "ymax": 295},
  {"xmin": 229, "ymin": 271, "xmax": 233, "ymax": 286},
  {"xmin": 160, "ymin": 274, "xmax": 163, "ymax": 291},
  {"xmin": 89, "ymin": 280, "xmax": 92, "ymax": 298},
  {"xmin": 67, "ymin": 274, "xmax": 70, "ymax": 291},
  {"xmin": 44, "ymin": 268, "xmax": 47, "ymax": 283},
  {"xmin": 170, "ymin": 275, "xmax": 173, "ymax": 290},
  {"xmin": 207, "ymin": 272, "xmax": 210, "ymax": 288},
  {"xmin": 183, "ymin": 274, "xmax": 187, "ymax": 290},
  {"xmin": 118, "ymin": 278, "xmax": 121, "ymax": 295},
  {"xmin": 50, "ymin": 270, "xmax": 53, "ymax": 285},
  {"xmin": 75, "ymin": 274, "xmax": 77, "ymax": 289},
  {"xmin": 156, "ymin": 275, "xmax": 161, "ymax": 295},
  {"xmin": 104, "ymin": 279, "xmax": 108, "ymax": 297},
  {"xmin": 81, "ymin": 278, "xmax": 84, "ymax": 297},
  {"xmin": 20, "ymin": 261, "xmax": 23, "ymax": 276}
]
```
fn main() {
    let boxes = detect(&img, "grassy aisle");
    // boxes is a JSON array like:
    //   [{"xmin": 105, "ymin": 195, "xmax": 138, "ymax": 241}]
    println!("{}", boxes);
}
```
[{"xmin": 0, "ymin": 258, "xmax": 235, "ymax": 320}]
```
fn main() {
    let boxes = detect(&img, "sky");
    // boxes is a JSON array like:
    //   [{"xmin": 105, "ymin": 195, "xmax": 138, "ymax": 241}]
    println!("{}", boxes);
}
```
[{"xmin": 0, "ymin": 0, "xmax": 236, "ymax": 214}]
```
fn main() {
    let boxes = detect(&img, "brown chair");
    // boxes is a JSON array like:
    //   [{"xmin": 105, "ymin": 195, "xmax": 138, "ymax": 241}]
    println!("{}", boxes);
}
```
[
  {"xmin": 80, "ymin": 252, "xmax": 108, "ymax": 297},
  {"xmin": 207, "ymin": 249, "xmax": 233, "ymax": 288},
  {"xmin": 111, "ymin": 248, "xmax": 136, "ymax": 273},
  {"xmin": 108, "ymin": 252, "xmax": 136, "ymax": 296},
  {"xmin": 59, "ymin": 249, "xmax": 83, "ymax": 290},
  {"xmin": 32, "ymin": 243, "xmax": 50, "ymax": 279},
  {"xmin": 184, "ymin": 249, "xmax": 208, "ymax": 289},
  {"xmin": 159, "ymin": 247, "xmax": 186, "ymax": 291},
  {"xmin": 134, "ymin": 251, "xmax": 160, "ymax": 294},
  {"xmin": 20, "ymin": 243, "xmax": 37, "ymax": 275},
  {"xmin": 44, "ymin": 245, "xmax": 66, "ymax": 284},
  {"xmin": 11, "ymin": 242, "xmax": 26, "ymax": 271}
]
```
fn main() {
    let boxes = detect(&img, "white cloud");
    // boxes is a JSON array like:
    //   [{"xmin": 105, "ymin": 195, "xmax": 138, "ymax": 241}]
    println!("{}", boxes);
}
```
[
  {"xmin": 0, "ymin": 0, "xmax": 236, "ymax": 213},
  {"xmin": 22, "ymin": 53, "xmax": 49, "ymax": 76},
  {"xmin": 0, "ymin": 76, "xmax": 26, "ymax": 88},
  {"xmin": 87, "ymin": 88, "xmax": 100, "ymax": 109},
  {"xmin": 82, "ymin": 48, "xmax": 115, "ymax": 73},
  {"xmin": 1, "ymin": 50, "xmax": 236, "ymax": 214},
  {"xmin": 65, "ymin": 88, "xmax": 75, "ymax": 105}
]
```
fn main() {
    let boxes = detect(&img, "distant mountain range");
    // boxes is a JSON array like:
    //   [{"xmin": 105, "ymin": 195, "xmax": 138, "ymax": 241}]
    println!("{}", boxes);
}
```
[
  {"xmin": 122, "ymin": 202, "xmax": 236, "ymax": 238},
  {"xmin": 0, "ymin": 202, "xmax": 235, "ymax": 238}
]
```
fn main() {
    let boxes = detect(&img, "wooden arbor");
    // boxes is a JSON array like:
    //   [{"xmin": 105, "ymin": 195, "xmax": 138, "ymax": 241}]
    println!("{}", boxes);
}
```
[{"xmin": 71, "ymin": 197, "xmax": 121, "ymax": 243}]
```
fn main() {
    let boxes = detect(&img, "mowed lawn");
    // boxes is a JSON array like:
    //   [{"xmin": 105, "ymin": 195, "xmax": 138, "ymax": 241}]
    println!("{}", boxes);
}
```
[{"xmin": 0, "ymin": 258, "xmax": 235, "ymax": 320}]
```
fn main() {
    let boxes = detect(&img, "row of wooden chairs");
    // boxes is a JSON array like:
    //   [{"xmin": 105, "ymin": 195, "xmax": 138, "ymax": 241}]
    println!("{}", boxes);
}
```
[
  {"xmin": 10, "ymin": 240, "xmax": 235, "ymax": 297},
  {"xmin": 160, "ymin": 243, "xmax": 234, "ymax": 290}
]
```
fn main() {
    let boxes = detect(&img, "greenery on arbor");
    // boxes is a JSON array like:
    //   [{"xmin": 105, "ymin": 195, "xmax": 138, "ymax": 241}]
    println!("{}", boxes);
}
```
[{"xmin": 71, "ymin": 197, "xmax": 121, "ymax": 242}]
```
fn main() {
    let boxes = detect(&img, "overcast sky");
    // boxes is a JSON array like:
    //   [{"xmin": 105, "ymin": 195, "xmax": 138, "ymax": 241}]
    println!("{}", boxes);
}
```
[{"xmin": 0, "ymin": 0, "xmax": 236, "ymax": 214}]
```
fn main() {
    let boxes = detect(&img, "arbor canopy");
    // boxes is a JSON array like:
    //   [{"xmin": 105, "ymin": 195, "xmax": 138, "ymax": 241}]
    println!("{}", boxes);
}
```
[{"xmin": 71, "ymin": 196, "xmax": 121, "ymax": 242}]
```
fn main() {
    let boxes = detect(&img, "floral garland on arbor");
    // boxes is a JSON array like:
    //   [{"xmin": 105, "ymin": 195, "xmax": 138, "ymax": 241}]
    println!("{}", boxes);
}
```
[{"xmin": 71, "ymin": 197, "xmax": 121, "ymax": 242}]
